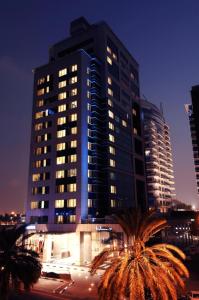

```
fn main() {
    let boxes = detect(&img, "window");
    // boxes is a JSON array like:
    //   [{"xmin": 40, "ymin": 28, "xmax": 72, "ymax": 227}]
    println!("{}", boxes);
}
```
[
  {"xmin": 109, "ymin": 146, "xmax": 115, "ymax": 155},
  {"xmin": 37, "ymin": 77, "xmax": 45, "ymax": 85},
  {"xmin": 57, "ymin": 117, "xmax": 66, "ymax": 125},
  {"xmin": 57, "ymin": 143, "xmax": 66, "ymax": 151},
  {"xmin": 69, "ymin": 154, "xmax": 77, "ymax": 163},
  {"xmin": 67, "ymin": 168, "xmax": 77, "ymax": 177},
  {"xmin": 71, "ymin": 64, "xmax": 77, "ymax": 72},
  {"xmin": 67, "ymin": 199, "xmax": 76, "ymax": 207},
  {"xmin": 87, "ymin": 103, "xmax": 91, "ymax": 111},
  {"xmin": 110, "ymin": 159, "xmax": 116, "ymax": 167},
  {"xmin": 107, "ymin": 77, "xmax": 112, "ymax": 85},
  {"xmin": 107, "ymin": 56, "xmax": 112, "ymax": 65},
  {"xmin": 59, "ymin": 68, "xmax": 67, "ymax": 77},
  {"xmin": 58, "ymin": 81, "xmax": 67, "ymax": 88},
  {"xmin": 37, "ymin": 88, "xmax": 45, "ymax": 96},
  {"xmin": 88, "ymin": 156, "xmax": 92, "ymax": 163},
  {"xmin": 108, "ymin": 110, "xmax": 114, "ymax": 119},
  {"xmin": 36, "ymin": 99, "xmax": 44, "ymax": 107},
  {"xmin": 58, "ymin": 92, "xmax": 67, "ymax": 100},
  {"xmin": 57, "ymin": 130, "xmax": 66, "ymax": 138},
  {"xmin": 122, "ymin": 120, "xmax": 127, "ymax": 127},
  {"xmin": 46, "ymin": 86, "xmax": 49, "ymax": 93},
  {"xmin": 71, "ymin": 89, "xmax": 77, "ymax": 96},
  {"xmin": 67, "ymin": 183, "xmax": 76, "ymax": 192},
  {"xmin": 109, "ymin": 134, "xmax": 115, "ymax": 143},
  {"xmin": 109, "ymin": 122, "xmax": 114, "ymax": 131},
  {"xmin": 70, "ymin": 76, "xmax": 77, "ymax": 84},
  {"xmin": 47, "ymin": 75, "xmax": 50, "ymax": 82},
  {"xmin": 87, "ymin": 91, "xmax": 91, "ymax": 99},
  {"xmin": 70, "ymin": 113, "xmax": 77, "ymax": 122},
  {"xmin": 35, "ymin": 123, "xmax": 42, "ymax": 131},
  {"xmin": 108, "ymin": 99, "xmax": 113, "ymax": 107},
  {"xmin": 57, "ymin": 215, "xmax": 64, "ymax": 224},
  {"xmin": 111, "ymin": 199, "xmax": 116, "ymax": 208},
  {"xmin": 110, "ymin": 185, "xmax": 116, "ymax": 194},
  {"xmin": 58, "ymin": 104, "xmax": 66, "ymax": 112},
  {"xmin": 71, "ymin": 127, "xmax": 77, "ymax": 134},
  {"xmin": 56, "ymin": 170, "xmax": 65, "ymax": 179},
  {"xmin": 35, "ymin": 111, "xmax": 44, "ymax": 120},
  {"xmin": 70, "ymin": 140, "xmax": 77, "ymax": 148},
  {"xmin": 132, "ymin": 108, "xmax": 137, "ymax": 116},
  {"xmin": 87, "ymin": 116, "xmax": 91, "ymax": 124},
  {"xmin": 108, "ymin": 88, "xmax": 113, "ymax": 96},
  {"xmin": 56, "ymin": 156, "xmax": 65, "ymax": 165},
  {"xmin": 69, "ymin": 215, "xmax": 76, "ymax": 223},
  {"xmin": 133, "ymin": 128, "xmax": 138, "ymax": 135},
  {"xmin": 32, "ymin": 174, "xmax": 40, "ymax": 182},
  {"xmin": 70, "ymin": 101, "xmax": 77, "ymax": 109},
  {"xmin": 88, "ymin": 184, "xmax": 92, "ymax": 192},
  {"xmin": 88, "ymin": 142, "xmax": 92, "ymax": 150},
  {"xmin": 55, "ymin": 199, "xmax": 65, "ymax": 208},
  {"xmin": 31, "ymin": 201, "xmax": 38, "ymax": 209},
  {"xmin": 107, "ymin": 46, "xmax": 111, "ymax": 54},
  {"xmin": 57, "ymin": 184, "xmax": 65, "ymax": 193}
]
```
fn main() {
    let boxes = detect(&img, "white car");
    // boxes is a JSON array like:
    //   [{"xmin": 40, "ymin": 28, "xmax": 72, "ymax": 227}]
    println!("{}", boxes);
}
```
[{"xmin": 189, "ymin": 291, "xmax": 199, "ymax": 300}]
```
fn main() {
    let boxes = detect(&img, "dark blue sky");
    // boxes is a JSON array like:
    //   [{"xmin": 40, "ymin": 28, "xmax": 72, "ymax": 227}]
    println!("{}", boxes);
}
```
[{"xmin": 0, "ymin": 0, "xmax": 199, "ymax": 212}]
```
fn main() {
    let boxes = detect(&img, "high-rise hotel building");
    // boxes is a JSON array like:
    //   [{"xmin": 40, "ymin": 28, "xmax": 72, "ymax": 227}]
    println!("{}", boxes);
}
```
[
  {"xmin": 141, "ymin": 99, "xmax": 176, "ymax": 213},
  {"xmin": 185, "ymin": 85, "xmax": 199, "ymax": 195},
  {"xmin": 26, "ymin": 16, "xmax": 146, "ymax": 249}
]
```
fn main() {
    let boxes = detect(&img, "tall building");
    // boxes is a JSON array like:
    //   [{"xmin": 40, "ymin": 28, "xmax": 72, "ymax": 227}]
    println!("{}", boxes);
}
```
[
  {"xmin": 141, "ymin": 99, "xmax": 176, "ymax": 213},
  {"xmin": 26, "ymin": 18, "xmax": 146, "ymax": 262},
  {"xmin": 185, "ymin": 85, "xmax": 199, "ymax": 195}
]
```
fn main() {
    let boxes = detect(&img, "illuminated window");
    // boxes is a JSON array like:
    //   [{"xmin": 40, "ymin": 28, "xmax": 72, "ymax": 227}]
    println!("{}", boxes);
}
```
[
  {"xmin": 57, "ymin": 185, "xmax": 65, "ymax": 193},
  {"xmin": 71, "ymin": 89, "xmax": 77, "ymax": 96},
  {"xmin": 122, "ymin": 120, "xmax": 127, "ymax": 127},
  {"xmin": 44, "ymin": 133, "xmax": 49, "ymax": 141},
  {"xmin": 35, "ymin": 111, "xmax": 44, "ymax": 120},
  {"xmin": 109, "ymin": 146, "xmax": 115, "ymax": 155},
  {"xmin": 70, "ymin": 140, "xmax": 77, "ymax": 148},
  {"xmin": 36, "ymin": 99, "xmax": 44, "ymax": 107},
  {"xmin": 70, "ymin": 101, "xmax": 77, "ymax": 109},
  {"xmin": 70, "ymin": 113, "xmax": 77, "ymax": 121},
  {"xmin": 56, "ymin": 170, "xmax": 65, "ymax": 179},
  {"xmin": 108, "ymin": 99, "xmax": 113, "ymax": 107},
  {"xmin": 37, "ymin": 88, "xmax": 45, "ymax": 96},
  {"xmin": 132, "ymin": 108, "xmax": 137, "ymax": 116},
  {"xmin": 113, "ymin": 53, "xmax": 117, "ymax": 61},
  {"xmin": 87, "ymin": 116, "xmax": 91, "ymax": 124},
  {"xmin": 109, "ymin": 134, "xmax": 115, "ymax": 143},
  {"xmin": 87, "ymin": 91, "xmax": 91, "ymax": 99},
  {"xmin": 31, "ymin": 201, "xmax": 38, "ymax": 209},
  {"xmin": 133, "ymin": 128, "xmax": 138, "ymax": 135},
  {"xmin": 35, "ymin": 123, "xmax": 42, "ymax": 131},
  {"xmin": 110, "ymin": 185, "xmax": 116, "ymax": 194},
  {"xmin": 71, "ymin": 127, "xmax": 77, "ymax": 134},
  {"xmin": 69, "ymin": 154, "xmax": 77, "ymax": 163},
  {"xmin": 67, "ymin": 168, "xmax": 77, "ymax": 177},
  {"xmin": 35, "ymin": 160, "xmax": 41, "ymax": 168},
  {"xmin": 32, "ymin": 174, "xmax": 40, "ymax": 182},
  {"xmin": 109, "ymin": 122, "xmax": 114, "ymax": 131},
  {"xmin": 47, "ymin": 75, "xmax": 50, "ymax": 82},
  {"xmin": 57, "ymin": 143, "xmax": 66, "ymax": 151},
  {"xmin": 88, "ymin": 199, "xmax": 92, "ymax": 207},
  {"xmin": 88, "ymin": 170, "xmax": 92, "ymax": 177},
  {"xmin": 67, "ymin": 199, "xmax": 76, "ymax": 207},
  {"xmin": 108, "ymin": 110, "xmax": 114, "ymax": 119},
  {"xmin": 58, "ymin": 104, "xmax": 66, "ymax": 112},
  {"xmin": 55, "ymin": 199, "xmax": 65, "ymax": 208},
  {"xmin": 88, "ymin": 142, "xmax": 92, "ymax": 150},
  {"xmin": 71, "ymin": 64, "xmax": 77, "ymax": 72},
  {"xmin": 46, "ymin": 86, "xmax": 49, "ymax": 93},
  {"xmin": 70, "ymin": 76, "xmax": 77, "ymax": 84},
  {"xmin": 35, "ymin": 147, "xmax": 42, "ymax": 155},
  {"xmin": 111, "ymin": 199, "xmax": 116, "ymax": 208},
  {"xmin": 56, "ymin": 156, "xmax": 65, "ymax": 165},
  {"xmin": 87, "ymin": 103, "xmax": 91, "ymax": 111},
  {"xmin": 108, "ymin": 88, "xmax": 113, "ymax": 96},
  {"xmin": 58, "ymin": 81, "xmax": 67, "ymax": 88},
  {"xmin": 67, "ymin": 183, "xmax": 76, "ymax": 192},
  {"xmin": 58, "ymin": 92, "xmax": 67, "ymax": 100},
  {"xmin": 87, "ymin": 79, "xmax": 91, "ymax": 87},
  {"xmin": 88, "ymin": 184, "xmax": 92, "ymax": 192},
  {"xmin": 88, "ymin": 156, "xmax": 92, "ymax": 163},
  {"xmin": 57, "ymin": 130, "xmax": 66, "ymax": 138},
  {"xmin": 107, "ymin": 46, "xmax": 112, "ymax": 54},
  {"xmin": 59, "ymin": 68, "xmax": 67, "ymax": 77},
  {"xmin": 110, "ymin": 159, "xmax": 116, "ymax": 167},
  {"xmin": 57, "ymin": 215, "xmax": 64, "ymax": 224},
  {"xmin": 107, "ymin": 56, "xmax": 112, "ymax": 65},
  {"xmin": 69, "ymin": 215, "xmax": 76, "ymax": 223},
  {"xmin": 57, "ymin": 117, "xmax": 66, "ymax": 125},
  {"xmin": 37, "ymin": 77, "xmax": 45, "ymax": 85},
  {"xmin": 107, "ymin": 77, "xmax": 112, "ymax": 85}
]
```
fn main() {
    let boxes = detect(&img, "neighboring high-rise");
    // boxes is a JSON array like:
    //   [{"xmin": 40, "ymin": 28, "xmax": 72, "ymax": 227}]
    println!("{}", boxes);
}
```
[
  {"xmin": 185, "ymin": 85, "xmax": 199, "ymax": 195},
  {"xmin": 141, "ymin": 99, "xmax": 176, "ymax": 213},
  {"xmin": 26, "ymin": 17, "xmax": 147, "ymax": 230}
]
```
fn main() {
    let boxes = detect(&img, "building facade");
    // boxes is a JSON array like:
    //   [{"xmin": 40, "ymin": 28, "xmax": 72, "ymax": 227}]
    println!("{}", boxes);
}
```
[
  {"xmin": 185, "ymin": 85, "xmax": 199, "ymax": 195},
  {"xmin": 141, "ymin": 99, "xmax": 176, "ymax": 213},
  {"xmin": 26, "ymin": 18, "xmax": 147, "ymax": 262}
]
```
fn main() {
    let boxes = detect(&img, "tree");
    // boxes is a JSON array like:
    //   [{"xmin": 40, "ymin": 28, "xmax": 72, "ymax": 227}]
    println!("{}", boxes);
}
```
[
  {"xmin": 90, "ymin": 209, "xmax": 189, "ymax": 300},
  {"xmin": 0, "ymin": 225, "xmax": 41, "ymax": 300}
]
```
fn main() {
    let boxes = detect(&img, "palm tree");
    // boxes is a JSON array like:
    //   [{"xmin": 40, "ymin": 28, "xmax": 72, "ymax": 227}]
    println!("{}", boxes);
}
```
[
  {"xmin": 0, "ymin": 225, "xmax": 41, "ymax": 300},
  {"xmin": 90, "ymin": 209, "xmax": 189, "ymax": 300}
]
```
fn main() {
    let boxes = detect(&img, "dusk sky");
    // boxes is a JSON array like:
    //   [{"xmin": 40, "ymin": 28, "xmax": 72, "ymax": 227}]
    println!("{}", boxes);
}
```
[{"xmin": 0, "ymin": 0, "xmax": 199, "ymax": 213}]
